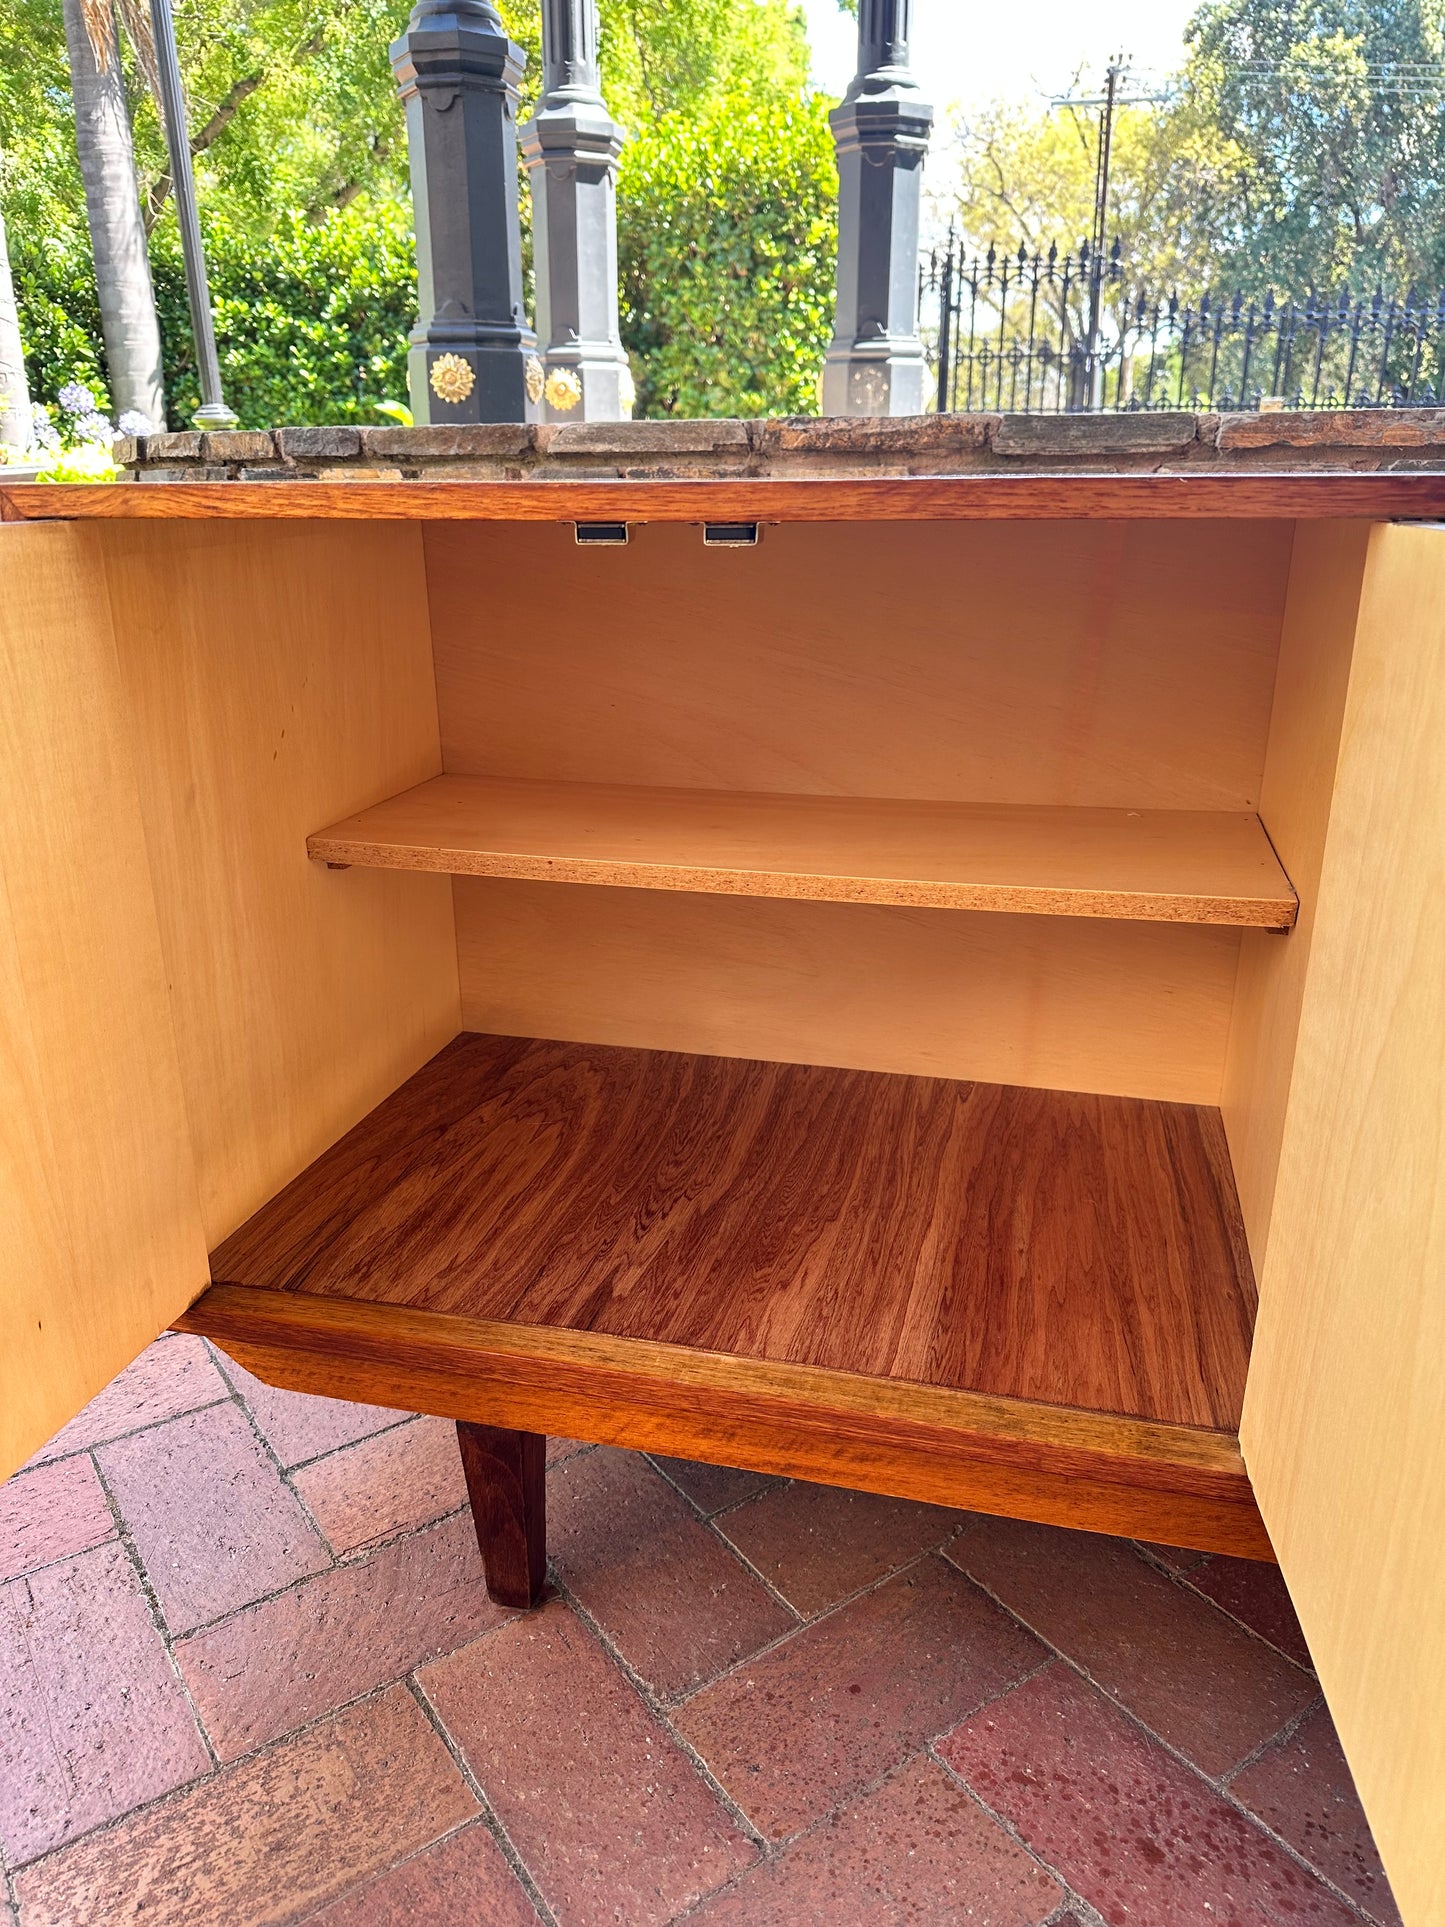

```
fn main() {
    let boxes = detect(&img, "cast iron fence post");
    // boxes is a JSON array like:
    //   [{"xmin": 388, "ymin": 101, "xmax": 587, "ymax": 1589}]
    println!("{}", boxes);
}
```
[
  {"xmin": 520, "ymin": 0, "xmax": 632, "ymax": 420},
  {"xmin": 391, "ymin": 0, "xmax": 541, "ymax": 424},
  {"xmin": 822, "ymin": 0, "xmax": 933, "ymax": 417}
]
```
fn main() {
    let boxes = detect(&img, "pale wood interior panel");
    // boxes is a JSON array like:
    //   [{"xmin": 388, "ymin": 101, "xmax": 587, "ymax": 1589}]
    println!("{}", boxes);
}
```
[
  {"xmin": 1222, "ymin": 522, "xmax": 1371, "ymax": 1273},
  {"xmin": 455, "ymin": 877, "xmax": 1239, "ymax": 1103},
  {"xmin": 427, "ymin": 519, "xmax": 1293, "ymax": 810},
  {"xmin": 1242, "ymin": 523, "xmax": 1445, "ymax": 1927},
  {"xmin": 100, "ymin": 521, "xmax": 461, "ymax": 1248},
  {"xmin": 0, "ymin": 525, "xmax": 208, "ymax": 1476}
]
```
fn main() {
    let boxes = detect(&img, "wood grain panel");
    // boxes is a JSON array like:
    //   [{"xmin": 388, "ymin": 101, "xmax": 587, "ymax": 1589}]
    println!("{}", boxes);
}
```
[
  {"xmin": 429, "ymin": 520, "xmax": 1289, "ymax": 813},
  {"xmin": 182, "ymin": 1286, "xmax": 1272, "ymax": 1560},
  {"xmin": 210, "ymin": 1033, "xmax": 1256, "ymax": 1431},
  {"xmin": 455, "ymin": 878, "xmax": 1240, "ymax": 1104},
  {"xmin": 98, "ymin": 520, "xmax": 461, "ymax": 1246},
  {"xmin": 0, "ymin": 524, "xmax": 208, "ymax": 1475},
  {"xmin": 1221, "ymin": 522, "xmax": 1371, "ymax": 1273},
  {"xmin": 1242, "ymin": 522, "xmax": 1445, "ymax": 1927},
  {"xmin": 9, "ymin": 474, "xmax": 1445, "ymax": 520},
  {"xmin": 311, "ymin": 774, "xmax": 1297, "ymax": 928}
]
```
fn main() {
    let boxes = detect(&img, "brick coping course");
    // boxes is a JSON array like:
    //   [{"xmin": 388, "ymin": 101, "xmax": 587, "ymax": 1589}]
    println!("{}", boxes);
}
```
[{"xmin": 117, "ymin": 408, "xmax": 1445, "ymax": 484}]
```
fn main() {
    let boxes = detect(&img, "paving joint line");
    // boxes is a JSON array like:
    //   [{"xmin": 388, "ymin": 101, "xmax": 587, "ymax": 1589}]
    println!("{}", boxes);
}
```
[{"xmin": 405, "ymin": 1674, "xmax": 561, "ymax": 1927}]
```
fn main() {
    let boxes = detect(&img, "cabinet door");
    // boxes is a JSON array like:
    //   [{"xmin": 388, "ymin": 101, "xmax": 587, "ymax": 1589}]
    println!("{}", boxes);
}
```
[
  {"xmin": 0, "ymin": 524, "xmax": 208, "ymax": 1476},
  {"xmin": 1242, "ymin": 522, "xmax": 1445, "ymax": 1927}
]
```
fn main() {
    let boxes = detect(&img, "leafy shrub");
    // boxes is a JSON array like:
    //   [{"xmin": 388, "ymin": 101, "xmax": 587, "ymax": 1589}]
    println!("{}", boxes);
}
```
[{"xmin": 618, "ymin": 93, "xmax": 838, "ymax": 417}]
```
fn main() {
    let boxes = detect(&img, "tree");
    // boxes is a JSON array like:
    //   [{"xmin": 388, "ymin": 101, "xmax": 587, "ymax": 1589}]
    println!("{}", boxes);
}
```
[
  {"xmin": 950, "ymin": 89, "xmax": 1244, "ymax": 292},
  {"xmin": 0, "ymin": 154, "xmax": 32, "ymax": 451},
  {"xmin": 61, "ymin": 0, "xmax": 164, "ymax": 426},
  {"xmin": 1185, "ymin": 0, "xmax": 1445, "ymax": 289}
]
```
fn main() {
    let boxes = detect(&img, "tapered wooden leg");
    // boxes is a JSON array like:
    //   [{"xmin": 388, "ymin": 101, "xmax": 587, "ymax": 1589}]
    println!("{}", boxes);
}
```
[{"xmin": 456, "ymin": 1421, "xmax": 547, "ymax": 1609}]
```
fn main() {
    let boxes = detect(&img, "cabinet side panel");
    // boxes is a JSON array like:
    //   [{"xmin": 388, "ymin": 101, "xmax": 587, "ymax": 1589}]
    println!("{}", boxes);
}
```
[
  {"xmin": 102, "ymin": 521, "xmax": 460, "ymax": 1248},
  {"xmin": 0, "ymin": 525, "xmax": 208, "ymax": 1475},
  {"xmin": 455, "ymin": 878, "xmax": 1238, "ymax": 1104},
  {"xmin": 428, "ymin": 520, "xmax": 1290, "ymax": 810},
  {"xmin": 1241, "ymin": 523, "xmax": 1445, "ymax": 1927},
  {"xmin": 1222, "ymin": 522, "xmax": 1371, "ymax": 1272}
]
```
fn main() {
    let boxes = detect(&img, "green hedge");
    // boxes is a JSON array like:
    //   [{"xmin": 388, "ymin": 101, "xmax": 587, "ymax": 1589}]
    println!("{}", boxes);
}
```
[
  {"xmin": 618, "ymin": 94, "xmax": 837, "ymax": 418},
  {"xmin": 14, "ymin": 92, "xmax": 838, "ymax": 426}
]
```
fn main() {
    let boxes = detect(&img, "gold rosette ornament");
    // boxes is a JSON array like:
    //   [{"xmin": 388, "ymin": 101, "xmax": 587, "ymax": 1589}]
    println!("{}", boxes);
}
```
[
  {"xmin": 429, "ymin": 354, "xmax": 475, "ymax": 404},
  {"xmin": 524, "ymin": 355, "xmax": 546, "ymax": 404},
  {"xmin": 544, "ymin": 368, "xmax": 583, "ymax": 413}
]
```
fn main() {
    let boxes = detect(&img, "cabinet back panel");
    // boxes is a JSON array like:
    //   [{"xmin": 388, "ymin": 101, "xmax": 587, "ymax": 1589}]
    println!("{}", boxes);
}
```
[
  {"xmin": 427, "ymin": 519, "xmax": 1292, "ymax": 810},
  {"xmin": 455, "ymin": 878, "xmax": 1239, "ymax": 1103},
  {"xmin": 99, "ymin": 521, "xmax": 461, "ymax": 1247},
  {"xmin": 0, "ymin": 525, "xmax": 208, "ymax": 1474}
]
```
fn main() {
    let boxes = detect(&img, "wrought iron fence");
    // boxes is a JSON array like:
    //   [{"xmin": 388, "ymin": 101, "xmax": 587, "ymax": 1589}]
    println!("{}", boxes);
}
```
[{"xmin": 921, "ymin": 236, "xmax": 1445, "ymax": 413}]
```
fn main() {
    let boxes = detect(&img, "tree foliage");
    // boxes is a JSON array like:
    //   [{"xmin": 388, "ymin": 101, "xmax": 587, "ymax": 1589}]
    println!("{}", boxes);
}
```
[
  {"xmin": 2, "ymin": 0, "xmax": 839, "ymax": 425},
  {"xmin": 950, "ymin": 0, "xmax": 1445, "ymax": 297}
]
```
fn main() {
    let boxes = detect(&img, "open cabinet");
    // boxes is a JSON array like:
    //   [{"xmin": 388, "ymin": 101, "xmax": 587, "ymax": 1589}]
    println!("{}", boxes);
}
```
[{"xmin": 0, "ymin": 474, "xmax": 1440, "ymax": 1922}]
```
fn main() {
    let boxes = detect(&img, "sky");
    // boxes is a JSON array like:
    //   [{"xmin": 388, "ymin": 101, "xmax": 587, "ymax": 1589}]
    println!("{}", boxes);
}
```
[{"xmin": 799, "ymin": 0, "xmax": 1200, "ymax": 113}]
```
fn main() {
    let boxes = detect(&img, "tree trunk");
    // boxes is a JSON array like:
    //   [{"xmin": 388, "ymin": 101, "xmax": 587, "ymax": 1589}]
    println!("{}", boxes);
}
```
[
  {"xmin": 0, "ymin": 183, "xmax": 32, "ymax": 453},
  {"xmin": 61, "ymin": 0, "xmax": 166, "ymax": 429}
]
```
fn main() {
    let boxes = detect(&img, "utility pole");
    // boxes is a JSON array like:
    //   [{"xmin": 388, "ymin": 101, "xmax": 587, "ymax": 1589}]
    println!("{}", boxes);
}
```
[
  {"xmin": 150, "ymin": 0, "xmax": 237, "ymax": 429},
  {"xmin": 1051, "ymin": 58, "xmax": 1168, "ymax": 407}
]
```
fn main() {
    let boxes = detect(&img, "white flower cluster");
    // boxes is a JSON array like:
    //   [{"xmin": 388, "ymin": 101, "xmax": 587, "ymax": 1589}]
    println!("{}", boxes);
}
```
[
  {"xmin": 30, "ymin": 403, "xmax": 61, "ymax": 452},
  {"xmin": 117, "ymin": 410, "xmax": 153, "ymax": 438}
]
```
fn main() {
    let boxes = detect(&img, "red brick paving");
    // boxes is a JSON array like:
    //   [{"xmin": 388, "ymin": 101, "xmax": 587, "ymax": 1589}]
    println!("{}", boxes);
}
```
[
  {"xmin": 0, "ymin": 1459, "xmax": 114, "ymax": 1585},
  {"xmin": 11, "ymin": 1687, "xmax": 475, "ymax": 1927},
  {"xmin": 716, "ymin": 1477, "xmax": 965, "ymax": 1616},
  {"xmin": 0, "ymin": 1337, "xmax": 1402, "ymax": 1926},
  {"xmin": 952, "ymin": 1516, "xmax": 1318, "ymax": 1777},
  {"xmin": 651, "ymin": 1456, "xmax": 777, "ymax": 1515},
  {"xmin": 674, "ymin": 1556, "xmax": 1043, "ymax": 1840},
  {"xmin": 97, "ymin": 1402, "xmax": 330, "ymax": 1635},
  {"xmin": 291, "ymin": 1415, "xmax": 470, "ymax": 1554},
  {"xmin": 175, "ymin": 1512, "xmax": 510, "ymax": 1761},
  {"xmin": 0, "ymin": 1543, "xmax": 209, "ymax": 1864},
  {"xmin": 303, "ymin": 1820, "xmax": 539, "ymax": 1926},
  {"xmin": 691, "ymin": 1753, "xmax": 1064, "ymax": 1925},
  {"xmin": 419, "ymin": 1599, "xmax": 757, "ymax": 1926},
  {"xmin": 25, "ymin": 1336, "xmax": 226, "ymax": 1465},
  {"xmin": 216, "ymin": 1355, "xmax": 404, "ymax": 1469},
  {"xmin": 549, "ymin": 1446, "xmax": 794, "ymax": 1698},
  {"xmin": 937, "ymin": 1663, "xmax": 1362, "ymax": 1926},
  {"xmin": 1232, "ymin": 1705, "xmax": 1405, "ymax": 1926},
  {"xmin": 1186, "ymin": 1552, "xmax": 1316, "ymax": 1668}
]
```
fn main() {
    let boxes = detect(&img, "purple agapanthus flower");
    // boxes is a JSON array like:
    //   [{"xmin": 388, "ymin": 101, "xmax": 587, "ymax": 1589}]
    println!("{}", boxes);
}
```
[
  {"xmin": 76, "ymin": 411, "xmax": 115, "ymax": 445},
  {"xmin": 30, "ymin": 404, "xmax": 61, "ymax": 452},
  {"xmin": 117, "ymin": 409, "xmax": 153, "ymax": 437},
  {"xmin": 57, "ymin": 381, "xmax": 97, "ymax": 415}
]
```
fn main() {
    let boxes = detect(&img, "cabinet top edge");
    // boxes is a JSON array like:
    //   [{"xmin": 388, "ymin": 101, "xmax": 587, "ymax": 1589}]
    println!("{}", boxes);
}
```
[{"xmin": 3, "ymin": 473, "xmax": 1444, "ymax": 523}]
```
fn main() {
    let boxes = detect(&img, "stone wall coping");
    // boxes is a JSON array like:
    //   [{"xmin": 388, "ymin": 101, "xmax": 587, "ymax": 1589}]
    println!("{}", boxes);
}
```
[{"xmin": 115, "ymin": 409, "xmax": 1445, "ymax": 482}]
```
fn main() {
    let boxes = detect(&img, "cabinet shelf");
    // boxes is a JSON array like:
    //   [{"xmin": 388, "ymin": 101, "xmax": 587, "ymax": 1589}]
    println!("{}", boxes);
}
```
[
  {"xmin": 308, "ymin": 775, "xmax": 1298, "ymax": 929},
  {"xmin": 184, "ymin": 1033, "xmax": 1268, "ymax": 1557}
]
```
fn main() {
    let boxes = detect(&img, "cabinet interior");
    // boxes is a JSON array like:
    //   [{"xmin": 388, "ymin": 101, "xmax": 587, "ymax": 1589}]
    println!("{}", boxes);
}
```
[{"xmin": 4, "ymin": 509, "xmax": 1373, "ymax": 1555}]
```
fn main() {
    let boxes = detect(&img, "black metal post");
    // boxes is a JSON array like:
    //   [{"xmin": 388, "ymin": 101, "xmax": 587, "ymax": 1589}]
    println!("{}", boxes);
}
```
[
  {"xmin": 822, "ymin": 0, "xmax": 933, "ymax": 416},
  {"xmin": 520, "ymin": 0, "xmax": 632, "ymax": 420},
  {"xmin": 391, "ymin": 0, "xmax": 541, "ymax": 424},
  {"xmin": 149, "ymin": 0, "xmax": 236, "ymax": 430}
]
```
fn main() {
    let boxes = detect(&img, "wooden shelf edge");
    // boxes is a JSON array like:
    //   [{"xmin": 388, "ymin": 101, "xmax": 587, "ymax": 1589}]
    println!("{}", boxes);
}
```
[
  {"xmin": 179, "ymin": 1283, "xmax": 1274, "ymax": 1560},
  {"xmin": 307, "ymin": 780, "xmax": 1300, "ymax": 931},
  {"xmin": 8, "ymin": 472, "xmax": 1445, "ymax": 523}
]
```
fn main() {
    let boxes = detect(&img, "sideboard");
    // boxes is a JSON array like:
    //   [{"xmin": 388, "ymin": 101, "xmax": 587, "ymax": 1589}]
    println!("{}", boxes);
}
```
[{"xmin": 1, "ymin": 472, "xmax": 1439, "ymax": 1921}]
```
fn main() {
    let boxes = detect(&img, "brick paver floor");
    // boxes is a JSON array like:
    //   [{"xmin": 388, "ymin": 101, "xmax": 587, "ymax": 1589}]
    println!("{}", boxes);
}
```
[{"xmin": 1, "ymin": 1334, "xmax": 1402, "ymax": 1926}]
